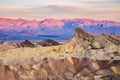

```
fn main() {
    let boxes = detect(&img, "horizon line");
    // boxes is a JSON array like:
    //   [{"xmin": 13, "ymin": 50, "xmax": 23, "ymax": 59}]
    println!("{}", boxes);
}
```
[{"xmin": 0, "ymin": 17, "xmax": 120, "ymax": 22}]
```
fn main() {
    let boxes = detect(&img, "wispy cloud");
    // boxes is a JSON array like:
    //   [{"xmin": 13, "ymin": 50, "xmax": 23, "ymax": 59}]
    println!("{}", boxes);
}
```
[{"xmin": 0, "ymin": 0, "xmax": 120, "ymax": 21}]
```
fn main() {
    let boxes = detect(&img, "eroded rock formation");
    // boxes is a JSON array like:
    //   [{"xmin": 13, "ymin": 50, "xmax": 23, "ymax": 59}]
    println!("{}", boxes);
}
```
[
  {"xmin": 0, "ymin": 57, "xmax": 120, "ymax": 80},
  {"xmin": 0, "ymin": 28, "xmax": 120, "ymax": 80}
]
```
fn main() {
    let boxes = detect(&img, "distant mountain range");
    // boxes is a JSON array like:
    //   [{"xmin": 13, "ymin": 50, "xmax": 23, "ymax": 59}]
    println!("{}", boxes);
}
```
[{"xmin": 0, "ymin": 18, "xmax": 120, "ymax": 41}]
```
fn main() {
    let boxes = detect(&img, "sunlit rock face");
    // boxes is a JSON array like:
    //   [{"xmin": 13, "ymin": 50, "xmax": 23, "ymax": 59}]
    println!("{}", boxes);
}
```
[{"xmin": 40, "ymin": 19, "xmax": 64, "ymax": 28}]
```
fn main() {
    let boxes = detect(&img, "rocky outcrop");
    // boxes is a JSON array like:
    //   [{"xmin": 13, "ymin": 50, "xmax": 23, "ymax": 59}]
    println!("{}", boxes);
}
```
[
  {"xmin": 36, "ymin": 39, "xmax": 60, "ymax": 47},
  {"xmin": 59, "ymin": 28, "xmax": 120, "ymax": 54},
  {"xmin": 16, "ymin": 40, "xmax": 35, "ymax": 48},
  {"xmin": 74, "ymin": 28, "xmax": 120, "ymax": 45}
]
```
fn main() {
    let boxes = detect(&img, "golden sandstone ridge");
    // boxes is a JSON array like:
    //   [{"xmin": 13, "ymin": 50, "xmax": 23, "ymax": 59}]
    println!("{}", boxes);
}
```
[{"xmin": 0, "ymin": 28, "xmax": 120, "ymax": 80}]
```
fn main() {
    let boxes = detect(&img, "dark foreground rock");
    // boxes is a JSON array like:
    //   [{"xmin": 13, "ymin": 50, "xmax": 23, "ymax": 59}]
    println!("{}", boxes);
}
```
[
  {"xmin": 16, "ymin": 40, "xmax": 35, "ymax": 48},
  {"xmin": 37, "ymin": 39, "xmax": 60, "ymax": 47}
]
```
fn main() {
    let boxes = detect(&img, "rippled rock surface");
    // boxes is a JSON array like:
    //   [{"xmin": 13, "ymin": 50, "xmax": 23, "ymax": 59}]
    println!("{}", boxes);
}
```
[{"xmin": 0, "ymin": 57, "xmax": 120, "ymax": 80}]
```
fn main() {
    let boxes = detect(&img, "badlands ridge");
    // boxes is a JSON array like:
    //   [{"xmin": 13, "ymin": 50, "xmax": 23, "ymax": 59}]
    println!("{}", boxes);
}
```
[{"xmin": 0, "ymin": 28, "xmax": 120, "ymax": 80}]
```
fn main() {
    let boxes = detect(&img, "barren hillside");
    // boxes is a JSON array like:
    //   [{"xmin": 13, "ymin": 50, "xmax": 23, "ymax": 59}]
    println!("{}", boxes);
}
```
[{"xmin": 0, "ymin": 28, "xmax": 120, "ymax": 80}]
